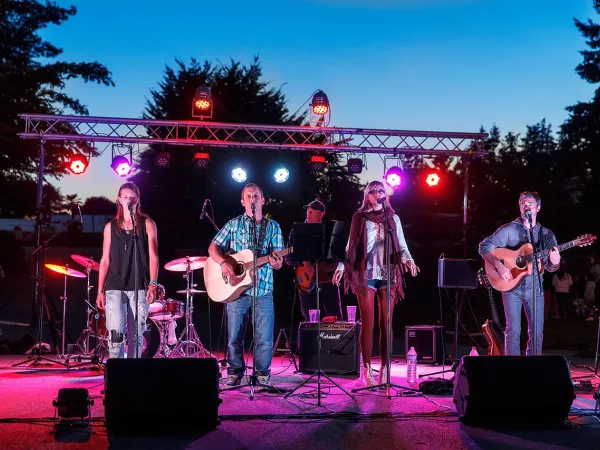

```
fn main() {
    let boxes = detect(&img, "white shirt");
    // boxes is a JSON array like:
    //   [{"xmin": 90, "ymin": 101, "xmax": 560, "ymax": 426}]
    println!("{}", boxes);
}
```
[
  {"xmin": 552, "ymin": 273, "xmax": 572, "ymax": 294},
  {"xmin": 337, "ymin": 213, "xmax": 413, "ymax": 280}
]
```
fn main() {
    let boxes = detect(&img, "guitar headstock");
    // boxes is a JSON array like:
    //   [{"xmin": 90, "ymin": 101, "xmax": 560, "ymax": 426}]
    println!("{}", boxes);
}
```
[
  {"xmin": 477, "ymin": 268, "xmax": 491, "ymax": 289},
  {"xmin": 575, "ymin": 234, "xmax": 597, "ymax": 247}
]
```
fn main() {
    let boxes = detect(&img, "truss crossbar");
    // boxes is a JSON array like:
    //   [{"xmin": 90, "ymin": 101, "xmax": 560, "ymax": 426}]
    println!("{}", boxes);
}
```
[{"xmin": 20, "ymin": 114, "xmax": 487, "ymax": 156}]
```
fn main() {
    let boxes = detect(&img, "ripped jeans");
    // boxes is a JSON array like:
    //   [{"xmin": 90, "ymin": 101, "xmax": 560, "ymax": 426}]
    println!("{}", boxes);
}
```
[{"xmin": 105, "ymin": 290, "xmax": 149, "ymax": 359}]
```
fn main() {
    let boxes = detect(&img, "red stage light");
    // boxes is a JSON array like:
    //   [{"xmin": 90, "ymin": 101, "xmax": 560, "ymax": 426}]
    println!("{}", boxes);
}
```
[
  {"xmin": 425, "ymin": 172, "xmax": 440, "ymax": 187},
  {"xmin": 194, "ymin": 99, "xmax": 211, "ymax": 111},
  {"xmin": 194, "ymin": 152, "xmax": 210, "ymax": 169},
  {"xmin": 311, "ymin": 90, "xmax": 330, "ymax": 116},
  {"xmin": 191, "ymin": 86, "xmax": 213, "ymax": 118},
  {"xmin": 309, "ymin": 155, "xmax": 327, "ymax": 171},
  {"xmin": 67, "ymin": 154, "xmax": 88, "ymax": 175}
]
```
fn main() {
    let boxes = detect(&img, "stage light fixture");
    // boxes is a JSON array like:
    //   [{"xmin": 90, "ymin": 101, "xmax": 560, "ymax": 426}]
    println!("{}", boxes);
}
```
[
  {"xmin": 273, "ymin": 167, "xmax": 290, "ymax": 184},
  {"xmin": 53, "ymin": 388, "xmax": 93, "ymax": 422},
  {"xmin": 111, "ymin": 155, "xmax": 132, "ymax": 177},
  {"xmin": 191, "ymin": 86, "xmax": 213, "ymax": 119},
  {"xmin": 231, "ymin": 167, "xmax": 247, "ymax": 183},
  {"xmin": 384, "ymin": 166, "xmax": 403, "ymax": 188},
  {"xmin": 347, "ymin": 157, "xmax": 363, "ymax": 175},
  {"xmin": 309, "ymin": 155, "xmax": 327, "ymax": 171},
  {"xmin": 194, "ymin": 152, "xmax": 210, "ymax": 169},
  {"xmin": 67, "ymin": 154, "xmax": 88, "ymax": 175},
  {"xmin": 309, "ymin": 90, "xmax": 331, "ymax": 126},
  {"xmin": 425, "ymin": 172, "xmax": 440, "ymax": 187},
  {"xmin": 155, "ymin": 151, "xmax": 170, "ymax": 168}
]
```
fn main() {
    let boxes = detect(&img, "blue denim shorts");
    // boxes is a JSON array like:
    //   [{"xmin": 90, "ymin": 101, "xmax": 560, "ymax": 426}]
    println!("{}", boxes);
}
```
[{"xmin": 367, "ymin": 279, "xmax": 394, "ymax": 291}]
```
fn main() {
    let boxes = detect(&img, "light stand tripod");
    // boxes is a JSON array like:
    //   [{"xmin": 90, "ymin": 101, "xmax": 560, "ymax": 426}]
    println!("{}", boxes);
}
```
[
  {"xmin": 572, "ymin": 310, "xmax": 600, "ymax": 382},
  {"xmin": 284, "ymin": 222, "xmax": 354, "ymax": 405},
  {"xmin": 13, "ymin": 214, "xmax": 80, "ymax": 368},
  {"xmin": 351, "ymin": 202, "xmax": 418, "ymax": 399}
]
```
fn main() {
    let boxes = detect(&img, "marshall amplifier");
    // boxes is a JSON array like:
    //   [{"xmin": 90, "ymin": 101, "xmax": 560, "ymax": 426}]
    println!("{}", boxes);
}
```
[
  {"xmin": 405, "ymin": 325, "xmax": 446, "ymax": 364},
  {"xmin": 298, "ymin": 322, "xmax": 360, "ymax": 375}
]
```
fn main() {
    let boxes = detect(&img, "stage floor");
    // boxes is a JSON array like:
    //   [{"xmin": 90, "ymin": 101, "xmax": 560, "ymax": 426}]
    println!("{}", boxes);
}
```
[{"xmin": 0, "ymin": 353, "xmax": 599, "ymax": 449}]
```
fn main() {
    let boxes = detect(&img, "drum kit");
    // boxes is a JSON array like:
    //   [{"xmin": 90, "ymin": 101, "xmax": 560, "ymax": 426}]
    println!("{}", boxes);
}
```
[{"xmin": 41, "ymin": 253, "xmax": 214, "ymax": 365}]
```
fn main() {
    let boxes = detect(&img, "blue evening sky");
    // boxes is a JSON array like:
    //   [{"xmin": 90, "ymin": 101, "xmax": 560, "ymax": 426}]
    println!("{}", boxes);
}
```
[{"xmin": 40, "ymin": 0, "xmax": 597, "ymax": 200}]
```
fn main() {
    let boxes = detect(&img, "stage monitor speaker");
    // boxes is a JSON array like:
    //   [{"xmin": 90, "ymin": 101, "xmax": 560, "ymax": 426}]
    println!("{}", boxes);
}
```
[
  {"xmin": 437, "ymin": 258, "xmax": 479, "ymax": 289},
  {"xmin": 104, "ymin": 358, "xmax": 222, "ymax": 434},
  {"xmin": 405, "ymin": 325, "xmax": 445, "ymax": 364},
  {"xmin": 298, "ymin": 322, "xmax": 360, "ymax": 374},
  {"xmin": 453, "ymin": 355, "xmax": 575, "ymax": 427}
]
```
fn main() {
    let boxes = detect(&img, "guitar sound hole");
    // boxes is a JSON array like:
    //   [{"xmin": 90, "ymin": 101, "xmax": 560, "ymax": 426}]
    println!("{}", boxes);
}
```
[
  {"xmin": 233, "ymin": 263, "xmax": 245, "ymax": 277},
  {"xmin": 515, "ymin": 256, "xmax": 526, "ymax": 269}
]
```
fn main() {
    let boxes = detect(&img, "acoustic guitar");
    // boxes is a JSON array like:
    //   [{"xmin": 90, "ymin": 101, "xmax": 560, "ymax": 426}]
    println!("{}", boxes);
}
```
[
  {"xmin": 478, "ymin": 269, "xmax": 504, "ymax": 356},
  {"xmin": 204, "ymin": 247, "xmax": 293, "ymax": 303},
  {"xmin": 484, "ymin": 234, "xmax": 596, "ymax": 292},
  {"xmin": 294, "ymin": 261, "xmax": 339, "ymax": 295}
]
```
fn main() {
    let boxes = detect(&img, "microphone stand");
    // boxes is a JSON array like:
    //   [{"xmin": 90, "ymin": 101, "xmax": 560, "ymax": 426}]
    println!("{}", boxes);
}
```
[
  {"xmin": 527, "ymin": 212, "xmax": 542, "ymax": 356},
  {"xmin": 13, "ymin": 215, "xmax": 80, "ymax": 368},
  {"xmin": 129, "ymin": 204, "xmax": 140, "ymax": 359},
  {"xmin": 200, "ymin": 199, "xmax": 220, "ymax": 233},
  {"xmin": 352, "ymin": 200, "xmax": 418, "ymax": 398}
]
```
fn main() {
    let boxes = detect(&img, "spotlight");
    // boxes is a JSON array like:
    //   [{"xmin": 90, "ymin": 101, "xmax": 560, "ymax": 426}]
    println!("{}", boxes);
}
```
[
  {"xmin": 273, "ymin": 167, "xmax": 290, "ymax": 184},
  {"xmin": 311, "ymin": 90, "xmax": 329, "ymax": 116},
  {"xmin": 194, "ymin": 152, "xmax": 210, "ymax": 169},
  {"xmin": 67, "ymin": 154, "xmax": 88, "ymax": 175},
  {"xmin": 384, "ymin": 166, "xmax": 403, "ymax": 188},
  {"xmin": 191, "ymin": 86, "xmax": 213, "ymax": 119},
  {"xmin": 231, "ymin": 167, "xmax": 247, "ymax": 183},
  {"xmin": 53, "ymin": 388, "xmax": 93, "ymax": 422},
  {"xmin": 425, "ymin": 172, "xmax": 440, "ymax": 187},
  {"xmin": 111, "ymin": 155, "xmax": 132, "ymax": 177},
  {"xmin": 155, "ymin": 152, "xmax": 170, "ymax": 168},
  {"xmin": 309, "ymin": 155, "xmax": 327, "ymax": 171},
  {"xmin": 347, "ymin": 158, "xmax": 363, "ymax": 175}
]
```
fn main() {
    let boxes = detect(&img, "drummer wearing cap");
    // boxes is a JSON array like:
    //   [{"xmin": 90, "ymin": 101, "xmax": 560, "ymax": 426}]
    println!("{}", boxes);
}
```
[{"xmin": 285, "ymin": 200, "xmax": 342, "ymax": 321}]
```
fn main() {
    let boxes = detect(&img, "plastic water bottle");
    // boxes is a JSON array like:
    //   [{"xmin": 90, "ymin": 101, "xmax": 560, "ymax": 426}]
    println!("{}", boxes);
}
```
[
  {"xmin": 406, "ymin": 347, "xmax": 418, "ymax": 383},
  {"xmin": 359, "ymin": 351, "xmax": 364, "ymax": 381},
  {"xmin": 469, "ymin": 346, "xmax": 479, "ymax": 356}
]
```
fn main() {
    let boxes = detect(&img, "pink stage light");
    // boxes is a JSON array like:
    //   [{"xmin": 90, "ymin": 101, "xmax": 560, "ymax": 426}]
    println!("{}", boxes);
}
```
[
  {"xmin": 111, "ymin": 155, "xmax": 132, "ymax": 177},
  {"xmin": 384, "ymin": 167, "xmax": 402, "ymax": 188}
]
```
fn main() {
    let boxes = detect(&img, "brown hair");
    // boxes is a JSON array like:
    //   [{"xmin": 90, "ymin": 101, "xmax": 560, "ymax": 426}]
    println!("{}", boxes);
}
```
[
  {"xmin": 241, "ymin": 183, "xmax": 264, "ymax": 199},
  {"xmin": 358, "ymin": 181, "xmax": 394, "ymax": 213},
  {"xmin": 115, "ymin": 182, "xmax": 147, "ymax": 235}
]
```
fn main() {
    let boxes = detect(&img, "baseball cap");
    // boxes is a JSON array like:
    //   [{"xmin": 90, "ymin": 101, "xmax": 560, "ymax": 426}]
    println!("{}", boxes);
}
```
[{"xmin": 303, "ymin": 200, "xmax": 326, "ymax": 213}]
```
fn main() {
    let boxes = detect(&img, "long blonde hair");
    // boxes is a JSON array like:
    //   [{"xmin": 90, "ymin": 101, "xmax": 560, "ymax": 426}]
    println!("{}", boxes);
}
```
[
  {"xmin": 358, "ymin": 181, "xmax": 394, "ymax": 213},
  {"xmin": 115, "ymin": 182, "xmax": 147, "ymax": 235}
]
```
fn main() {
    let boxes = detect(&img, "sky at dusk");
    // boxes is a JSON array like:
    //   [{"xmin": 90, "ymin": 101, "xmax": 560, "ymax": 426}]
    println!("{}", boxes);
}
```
[{"xmin": 39, "ymin": 0, "xmax": 598, "ymax": 201}]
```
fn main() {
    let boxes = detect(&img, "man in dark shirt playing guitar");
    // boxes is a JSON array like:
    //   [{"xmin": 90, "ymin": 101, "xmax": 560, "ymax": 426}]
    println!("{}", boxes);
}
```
[{"xmin": 285, "ymin": 200, "xmax": 342, "ymax": 321}]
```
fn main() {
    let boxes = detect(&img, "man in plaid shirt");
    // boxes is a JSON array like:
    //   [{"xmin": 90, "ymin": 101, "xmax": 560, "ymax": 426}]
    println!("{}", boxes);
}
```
[{"xmin": 208, "ymin": 183, "xmax": 284, "ymax": 386}]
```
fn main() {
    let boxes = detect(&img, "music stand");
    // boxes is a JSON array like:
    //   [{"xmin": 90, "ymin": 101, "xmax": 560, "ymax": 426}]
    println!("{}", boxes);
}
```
[
  {"xmin": 420, "ymin": 258, "xmax": 479, "ymax": 379},
  {"xmin": 284, "ymin": 221, "xmax": 354, "ymax": 405}
]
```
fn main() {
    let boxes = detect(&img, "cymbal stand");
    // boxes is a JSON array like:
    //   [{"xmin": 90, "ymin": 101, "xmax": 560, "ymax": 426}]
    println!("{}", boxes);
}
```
[
  {"xmin": 170, "ymin": 259, "xmax": 215, "ymax": 358},
  {"xmin": 57, "ymin": 267, "xmax": 70, "ymax": 360}
]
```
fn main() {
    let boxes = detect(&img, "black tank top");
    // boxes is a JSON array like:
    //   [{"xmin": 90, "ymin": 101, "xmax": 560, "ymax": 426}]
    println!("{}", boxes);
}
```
[{"xmin": 104, "ymin": 218, "xmax": 150, "ymax": 291}]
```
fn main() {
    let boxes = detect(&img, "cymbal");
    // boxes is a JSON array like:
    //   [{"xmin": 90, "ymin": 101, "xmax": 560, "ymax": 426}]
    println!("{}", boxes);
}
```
[
  {"xmin": 164, "ymin": 256, "xmax": 207, "ymax": 272},
  {"xmin": 45, "ymin": 264, "xmax": 86, "ymax": 278},
  {"xmin": 176, "ymin": 289, "xmax": 207, "ymax": 295},
  {"xmin": 71, "ymin": 254, "xmax": 100, "ymax": 271}
]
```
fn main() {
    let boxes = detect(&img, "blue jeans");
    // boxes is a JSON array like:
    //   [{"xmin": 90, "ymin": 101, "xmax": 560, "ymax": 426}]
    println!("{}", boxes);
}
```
[
  {"xmin": 226, "ymin": 293, "xmax": 274, "ymax": 377},
  {"xmin": 502, "ymin": 276, "xmax": 544, "ymax": 355},
  {"xmin": 105, "ymin": 290, "xmax": 149, "ymax": 359}
]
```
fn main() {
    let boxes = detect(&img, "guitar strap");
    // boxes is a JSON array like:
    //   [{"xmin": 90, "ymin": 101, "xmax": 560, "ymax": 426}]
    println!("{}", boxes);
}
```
[{"xmin": 253, "ymin": 217, "xmax": 270, "ymax": 257}]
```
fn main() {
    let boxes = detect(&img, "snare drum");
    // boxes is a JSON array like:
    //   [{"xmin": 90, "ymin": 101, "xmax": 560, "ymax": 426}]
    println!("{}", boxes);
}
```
[{"xmin": 148, "ymin": 299, "xmax": 184, "ymax": 321}]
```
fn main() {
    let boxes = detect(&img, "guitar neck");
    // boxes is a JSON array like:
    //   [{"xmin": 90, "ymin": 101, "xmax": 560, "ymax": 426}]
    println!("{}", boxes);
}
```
[
  {"xmin": 243, "ymin": 247, "xmax": 292, "ymax": 270},
  {"xmin": 531, "ymin": 240, "xmax": 578, "ymax": 261}
]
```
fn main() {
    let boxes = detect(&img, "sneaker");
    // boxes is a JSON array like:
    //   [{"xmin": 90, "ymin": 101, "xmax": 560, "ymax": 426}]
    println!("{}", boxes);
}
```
[
  {"xmin": 362, "ymin": 365, "xmax": 375, "ymax": 387},
  {"xmin": 379, "ymin": 365, "xmax": 388, "ymax": 385},
  {"xmin": 227, "ymin": 373, "xmax": 243, "ymax": 386},
  {"xmin": 257, "ymin": 375, "xmax": 271, "ymax": 386}
]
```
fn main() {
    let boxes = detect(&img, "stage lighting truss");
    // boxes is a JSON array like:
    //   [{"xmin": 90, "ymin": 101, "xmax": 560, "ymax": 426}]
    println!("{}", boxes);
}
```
[
  {"xmin": 20, "ymin": 114, "xmax": 487, "ymax": 158},
  {"xmin": 111, "ymin": 143, "xmax": 133, "ymax": 177},
  {"xmin": 309, "ymin": 90, "xmax": 331, "ymax": 127}
]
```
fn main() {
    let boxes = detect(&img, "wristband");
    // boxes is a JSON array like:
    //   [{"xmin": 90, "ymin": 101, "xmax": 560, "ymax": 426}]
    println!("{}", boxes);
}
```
[
  {"xmin": 149, "ymin": 280, "xmax": 158, "ymax": 286},
  {"xmin": 220, "ymin": 261, "xmax": 227, "ymax": 266}
]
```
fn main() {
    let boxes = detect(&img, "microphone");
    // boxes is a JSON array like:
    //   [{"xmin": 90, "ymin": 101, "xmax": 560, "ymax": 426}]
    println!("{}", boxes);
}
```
[
  {"xmin": 71, "ymin": 204, "xmax": 83, "ymax": 223},
  {"xmin": 377, "ymin": 198, "xmax": 385, "ymax": 204},
  {"xmin": 525, "ymin": 210, "xmax": 532, "ymax": 221},
  {"xmin": 127, "ymin": 201, "xmax": 134, "ymax": 213},
  {"xmin": 76, "ymin": 204, "xmax": 82, "ymax": 223},
  {"xmin": 251, "ymin": 202, "xmax": 256, "ymax": 211},
  {"xmin": 199, "ymin": 199, "xmax": 209, "ymax": 220}
]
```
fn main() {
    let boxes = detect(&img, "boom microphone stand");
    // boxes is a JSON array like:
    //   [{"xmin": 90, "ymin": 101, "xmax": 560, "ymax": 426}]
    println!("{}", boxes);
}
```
[
  {"xmin": 284, "ymin": 222, "xmax": 354, "ymax": 405},
  {"xmin": 352, "ymin": 200, "xmax": 418, "ymax": 399}
]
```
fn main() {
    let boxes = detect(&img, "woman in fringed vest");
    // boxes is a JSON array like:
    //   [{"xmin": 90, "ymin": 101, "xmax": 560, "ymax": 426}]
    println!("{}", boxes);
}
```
[{"xmin": 333, "ymin": 181, "xmax": 419, "ymax": 386}]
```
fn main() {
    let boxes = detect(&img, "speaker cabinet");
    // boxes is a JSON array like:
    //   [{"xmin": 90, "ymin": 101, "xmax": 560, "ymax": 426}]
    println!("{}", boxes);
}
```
[
  {"xmin": 104, "ymin": 358, "xmax": 221, "ymax": 434},
  {"xmin": 298, "ymin": 322, "xmax": 360, "ymax": 374},
  {"xmin": 453, "ymin": 356, "xmax": 575, "ymax": 427},
  {"xmin": 405, "ymin": 325, "xmax": 445, "ymax": 364},
  {"xmin": 437, "ymin": 258, "xmax": 480, "ymax": 289}
]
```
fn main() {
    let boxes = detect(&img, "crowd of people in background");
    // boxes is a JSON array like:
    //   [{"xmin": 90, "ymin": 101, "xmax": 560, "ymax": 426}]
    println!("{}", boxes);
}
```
[{"xmin": 544, "ymin": 254, "xmax": 600, "ymax": 321}]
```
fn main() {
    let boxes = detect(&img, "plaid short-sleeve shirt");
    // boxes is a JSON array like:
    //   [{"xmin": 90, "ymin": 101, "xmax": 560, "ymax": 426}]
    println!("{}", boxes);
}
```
[{"xmin": 212, "ymin": 214, "xmax": 284, "ymax": 296}]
